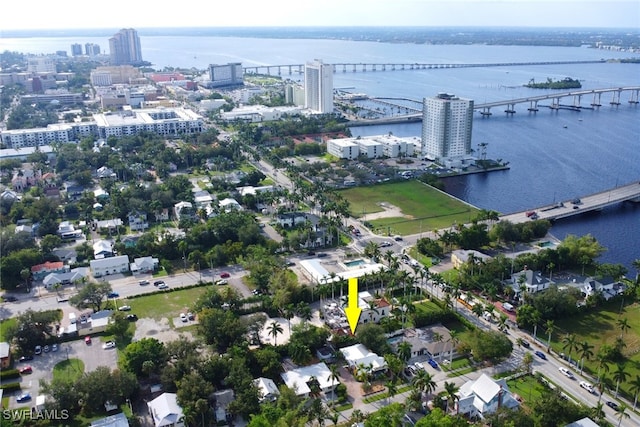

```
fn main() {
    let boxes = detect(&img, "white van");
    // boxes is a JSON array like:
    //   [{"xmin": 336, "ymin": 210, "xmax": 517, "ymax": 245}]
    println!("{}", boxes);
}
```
[
  {"xmin": 503, "ymin": 302, "xmax": 514, "ymax": 312},
  {"xmin": 68, "ymin": 312, "xmax": 77, "ymax": 324}
]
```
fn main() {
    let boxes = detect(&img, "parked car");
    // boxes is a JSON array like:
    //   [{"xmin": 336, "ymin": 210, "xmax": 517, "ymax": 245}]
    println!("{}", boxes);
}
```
[
  {"xmin": 43, "ymin": 345, "xmax": 50, "ymax": 353},
  {"xmin": 379, "ymin": 241, "xmax": 393, "ymax": 248},
  {"xmin": 118, "ymin": 305, "xmax": 131, "ymax": 311},
  {"xmin": 84, "ymin": 336, "xmax": 92, "ymax": 345},
  {"xmin": 51, "ymin": 343, "xmax": 58, "ymax": 352},
  {"xmin": 180, "ymin": 313, "xmax": 188, "ymax": 322},
  {"xmin": 2, "ymin": 295, "xmax": 17, "ymax": 302},
  {"xmin": 108, "ymin": 292, "xmax": 119, "ymax": 298},
  {"xmin": 580, "ymin": 381, "xmax": 595, "ymax": 394},
  {"xmin": 393, "ymin": 235, "xmax": 403, "ymax": 241},
  {"xmin": 220, "ymin": 272, "xmax": 230, "ymax": 278},
  {"xmin": 558, "ymin": 367, "xmax": 574, "ymax": 379},
  {"xmin": 158, "ymin": 283, "xmax": 169, "ymax": 290},
  {"xmin": 34, "ymin": 345, "xmax": 42, "ymax": 355},
  {"xmin": 153, "ymin": 280, "xmax": 164, "ymax": 286},
  {"xmin": 606, "ymin": 401, "xmax": 619, "ymax": 410},
  {"xmin": 19, "ymin": 366, "xmax": 33, "ymax": 374},
  {"xmin": 414, "ymin": 362, "xmax": 425, "ymax": 371},
  {"xmin": 187, "ymin": 312, "xmax": 195, "ymax": 320},
  {"xmin": 19, "ymin": 355, "xmax": 34, "ymax": 362},
  {"xmin": 520, "ymin": 340, "xmax": 530, "ymax": 348},
  {"xmin": 140, "ymin": 280, "xmax": 151, "ymax": 286},
  {"xmin": 215, "ymin": 279, "xmax": 228, "ymax": 286},
  {"xmin": 534, "ymin": 350, "xmax": 547, "ymax": 360},
  {"xmin": 102, "ymin": 341, "xmax": 116, "ymax": 349},
  {"xmin": 126, "ymin": 314, "xmax": 138, "ymax": 321},
  {"xmin": 16, "ymin": 393, "xmax": 31, "ymax": 403},
  {"xmin": 427, "ymin": 359, "xmax": 439, "ymax": 369}
]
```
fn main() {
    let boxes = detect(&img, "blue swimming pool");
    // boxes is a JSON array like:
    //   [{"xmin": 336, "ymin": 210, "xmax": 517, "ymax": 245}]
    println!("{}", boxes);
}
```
[{"xmin": 345, "ymin": 259, "xmax": 365, "ymax": 267}]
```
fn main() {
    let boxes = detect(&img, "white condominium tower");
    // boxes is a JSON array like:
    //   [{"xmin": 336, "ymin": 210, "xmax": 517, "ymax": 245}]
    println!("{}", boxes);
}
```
[
  {"xmin": 304, "ymin": 60, "xmax": 333, "ymax": 114},
  {"xmin": 421, "ymin": 93, "xmax": 474, "ymax": 159},
  {"xmin": 109, "ymin": 28, "xmax": 143, "ymax": 65}
]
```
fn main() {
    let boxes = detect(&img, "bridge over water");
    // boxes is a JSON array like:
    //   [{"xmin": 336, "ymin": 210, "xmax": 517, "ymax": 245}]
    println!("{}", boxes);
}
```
[
  {"xmin": 499, "ymin": 182, "xmax": 640, "ymax": 224},
  {"xmin": 243, "ymin": 60, "xmax": 606, "ymax": 76}
]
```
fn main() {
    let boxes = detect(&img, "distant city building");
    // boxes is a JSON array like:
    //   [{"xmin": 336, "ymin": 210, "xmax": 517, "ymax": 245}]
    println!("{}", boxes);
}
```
[
  {"xmin": 284, "ymin": 83, "xmax": 306, "ymax": 107},
  {"xmin": 109, "ymin": 28, "xmax": 143, "ymax": 65},
  {"xmin": 27, "ymin": 57, "xmax": 56, "ymax": 74},
  {"xmin": 304, "ymin": 60, "xmax": 333, "ymax": 114},
  {"xmin": 85, "ymin": 43, "xmax": 101, "ymax": 56},
  {"xmin": 207, "ymin": 63, "xmax": 243, "ymax": 88},
  {"xmin": 326, "ymin": 134, "xmax": 417, "ymax": 160},
  {"xmin": 421, "ymin": 93, "xmax": 474, "ymax": 160},
  {"xmin": 90, "ymin": 65, "xmax": 142, "ymax": 86},
  {"xmin": 71, "ymin": 43, "xmax": 83, "ymax": 57}
]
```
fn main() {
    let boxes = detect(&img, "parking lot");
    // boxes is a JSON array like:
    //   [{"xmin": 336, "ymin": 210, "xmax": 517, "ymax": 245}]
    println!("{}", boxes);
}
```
[{"xmin": 9, "ymin": 338, "xmax": 118, "ymax": 409}]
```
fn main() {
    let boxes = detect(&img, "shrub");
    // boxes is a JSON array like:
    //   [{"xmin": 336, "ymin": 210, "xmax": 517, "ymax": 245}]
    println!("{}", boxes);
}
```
[
  {"xmin": 0, "ymin": 369, "xmax": 20, "ymax": 380},
  {"xmin": 0, "ymin": 382, "xmax": 21, "ymax": 392}
]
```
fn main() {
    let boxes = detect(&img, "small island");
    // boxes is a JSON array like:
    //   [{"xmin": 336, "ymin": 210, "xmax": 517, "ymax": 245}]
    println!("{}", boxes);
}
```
[{"xmin": 525, "ymin": 77, "xmax": 582, "ymax": 89}]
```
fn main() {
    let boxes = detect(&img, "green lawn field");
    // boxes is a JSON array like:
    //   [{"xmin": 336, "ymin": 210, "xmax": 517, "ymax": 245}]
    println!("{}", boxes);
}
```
[
  {"xmin": 340, "ymin": 181, "xmax": 479, "ymax": 235},
  {"xmin": 121, "ymin": 286, "xmax": 211, "ymax": 320}
]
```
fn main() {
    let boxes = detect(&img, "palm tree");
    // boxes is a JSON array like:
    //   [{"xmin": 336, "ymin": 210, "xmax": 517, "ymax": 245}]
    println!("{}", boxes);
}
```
[
  {"xmin": 629, "ymin": 375, "xmax": 640, "ymax": 410},
  {"xmin": 544, "ymin": 319, "xmax": 555, "ymax": 350},
  {"xmin": 412, "ymin": 370, "xmax": 436, "ymax": 402},
  {"xmin": 562, "ymin": 334, "xmax": 578, "ymax": 365},
  {"xmin": 443, "ymin": 381, "xmax": 460, "ymax": 414},
  {"xmin": 386, "ymin": 379, "xmax": 398, "ymax": 404},
  {"xmin": 578, "ymin": 341, "xmax": 594, "ymax": 374},
  {"xmin": 397, "ymin": 341, "xmax": 412, "ymax": 363},
  {"xmin": 283, "ymin": 303, "xmax": 296, "ymax": 333},
  {"xmin": 521, "ymin": 352, "xmax": 534, "ymax": 374},
  {"xmin": 268, "ymin": 321, "xmax": 283, "ymax": 346},
  {"xmin": 617, "ymin": 317, "xmax": 631, "ymax": 339},
  {"xmin": 327, "ymin": 364, "xmax": 340, "ymax": 403},
  {"xmin": 590, "ymin": 402, "xmax": 605, "ymax": 425},
  {"xmin": 296, "ymin": 301, "xmax": 313, "ymax": 325},
  {"xmin": 615, "ymin": 403, "xmax": 630, "ymax": 427},
  {"xmin": 612, "ymin": 363, "xmax": 629, "ymax": 398},
  {"xmin": 448, "ymin": 330, "xmax": 460, "ymax": 364}
]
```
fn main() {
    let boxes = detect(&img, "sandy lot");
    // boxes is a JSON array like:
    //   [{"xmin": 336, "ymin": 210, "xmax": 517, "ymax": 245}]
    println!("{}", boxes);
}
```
[
  {"xmin": 133, "ymin": 317, "xmax": 195, "ymax": 343},
  {"xmin": 364, "ymin": 202, "xmax": 406, "ymax": 220}
]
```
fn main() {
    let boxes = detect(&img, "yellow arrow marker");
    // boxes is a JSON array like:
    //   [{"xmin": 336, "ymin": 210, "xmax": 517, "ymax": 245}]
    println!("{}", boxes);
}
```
[{"xmin": 344, "ymin": 277, "xmax": 362, "ymax": 335}]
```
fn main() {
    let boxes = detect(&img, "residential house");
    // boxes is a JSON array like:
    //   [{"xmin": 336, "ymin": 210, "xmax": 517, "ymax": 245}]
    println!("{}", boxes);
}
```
[
  {"xmin": 281, "ymin": 362, "xmax": 340, "ymax": 397},
  {"xmin": 154, "ymin": 208, "xmax": 170, "ymax": 222},
  {"xmin": 174, "ymin": 201, "xmax": 195, "ymax": 221},
  {"xmin": 193, "ymin": 190, "xmax": 214, "ymax": 209},
  {"xmin": 277, "ymin": 212, "xmax": 308, "ymax": 228},
  {"xmin": 457, "ymin": 373, "xmax": 520, "ymax": 419},
  {"xmin": 147, "ymin": 393, "xmax": 184, "ymax": 427},
  {"xmin": 41, "ymin": 172, "xmax": 59, "ymax": 197},
  {"xmin": 356, "ymin": 291, "xmax": 391, "ymax": 326},
  {"xmin": 76, "ymin": 310, "xmax": 113, "ymax": 336},
  {"xmin": 254, "ymin": 377, "xmax": 280, "ymax": 403},
  {"xmin": 12, "ymin": 169, "xmax": 41, "ymax": 192},
  {"xmin": 90, "ymin": 255, "xmax": 130, "ymax": 277},
  {"xmin": 93, "ymin": 240, "xmax": 114, "ymax": 259},
  {"xmin": 340, "ymin": 343, "xmax": 387, "ymax": 375},
  {"xmin": 0, "ymin": 342, "xmax": 11, "ymax": 368},
  {"xmin": 96, "ymin": 166, "xmax": 117, "ymax": 179},
  {"xmin": 94, "ymin": 188, "xmax": 110, "ymax": 201},
  {"xmin": 31, "ymin": 261, "xmax": 68, "ymax": 280},
  {"xmin": 57, "ymin": 221, "xmax": 83, "ymax": 240},
  {"xmin": 580, "ymin": 276, "xmax": 626, "ymax": 301},
  {"xmin": 212, "ymin": 389, "xmax": 234, "ymax": 423},
  {"xmin": 15, "ymin": 224, "xmax": 33, "ymax": 236},
  {"xmin": 128, "ymin": 210, "xmax": 149, "ymax": 231},
  {"xmin": 510, "ymin": 268, "xmax": 554, "ymax": 299},
  {"xmin": 451, "ymin": 249, "xmax": 492, "ymax": 269},
  {"xmin": 64, "ymin": 182, "xmax": 85, "ymax": 201},
  {"xmin": 564, "ymin": 418, "xmax": 601, "ymax": 427},
  {"xmin": 90, "ymin": 412, "xmax": 129, "ymax": 427},
  {"xmin": 51, "ymin": 248, "xmax": 77, "ymax": 264},
  {"xmin": 393, "ymin": 325, "xmax": 455, "ymax": 362},
  {"xmin": 219, "ymin": 197, "xmax": 242, "ymax": 212},
  {"xmin": 0, "ymin": 189, "xmax": 20, "ymax": 204},
  {"xmin": 130, "ymin": 256, "xmax": 159, "ymax": 274},
  {"xmin": 43, "ymin": 267, "xmax": 89, "ymax": 289},
  {"xmin": 95, "ymin": 219, "xmax": 123, "ymax": 234}
]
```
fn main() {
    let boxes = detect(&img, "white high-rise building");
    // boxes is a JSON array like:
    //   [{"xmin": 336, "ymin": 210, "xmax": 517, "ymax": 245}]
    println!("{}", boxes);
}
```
[
  {"xmin": 421, "ymin": 93, "xmax": 474, "ymax": 159},
  {"xmin": 304, "ymin": 60, "xmax": 333, "ymax": 114}
]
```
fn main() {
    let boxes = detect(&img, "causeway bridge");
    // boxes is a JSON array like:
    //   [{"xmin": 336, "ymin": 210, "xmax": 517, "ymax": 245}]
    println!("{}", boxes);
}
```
[
  {"xmin": 499, "ymin": 181, "xmax": 640, "ymax": 224},
  {"xmin": 474, "ymin": 86, "xmax": 640, "ymax": 116},
  {"xmin": 243, "ymin": 60, "xmax": 606, "ymax": 76}
]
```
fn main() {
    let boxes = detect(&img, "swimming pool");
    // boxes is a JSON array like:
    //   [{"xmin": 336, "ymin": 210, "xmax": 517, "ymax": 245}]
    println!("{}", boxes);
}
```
[{"xmin": 345, "ymin": 259, "xmax": 366, "ymax": 267}]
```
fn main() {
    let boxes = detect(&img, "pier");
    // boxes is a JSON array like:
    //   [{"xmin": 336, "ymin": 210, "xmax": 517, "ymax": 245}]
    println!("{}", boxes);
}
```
[
  {"xmin": 499, "ymin": 182, "xmax": 640, "ymax": 224},
  {"xmin": 242, "ymin": 60, "xmax": 606, "ymax": 76}
]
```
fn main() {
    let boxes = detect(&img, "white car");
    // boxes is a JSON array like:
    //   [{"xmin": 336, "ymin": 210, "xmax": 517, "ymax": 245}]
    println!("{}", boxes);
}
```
[
  {"xmin": 180, "ymin": 313, "xmax": 188, "ymax": 322},
  {"xmin": 102, "ymin": 341, "xmax": 116, "ymax": 349},
  {"xmin": 118, "ymin": 305, "xmax": 131, "ymax": 311},
  {"xmin": 580, "ymin": 381, "xmax": 595, "ymax": 394},
  {"xmin": 158, "ymin": 283, "xmax": 169, "ymax": 290},
  {"xmin": 558, "ymin": 367, "xmax": 574, "ymax": 379},
  {"xmin": 215, "ymin": 279, "xmax": 228, "ymax": 286}
]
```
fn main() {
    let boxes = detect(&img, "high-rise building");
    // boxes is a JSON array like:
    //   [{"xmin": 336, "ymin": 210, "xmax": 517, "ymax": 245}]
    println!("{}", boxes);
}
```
[
  {"xmin": 421, "ymin": 93, "xmax": 474, "ymax": 159},
  {"xmin": 304, "ymin": 60, "xmax": 333, "ymax": 114},
  {"xmin": 207, "ymin": 63, "xmax": 243, "ymax": 88},
  {"xmin": 109, "ymin": 28, "xmax": 142, "ymax": 65},
  {"xmin": 71, "ymin": 44, "xmax": 83, "ymax": 57},
  {"xmin": 85, "ymin": 43, "xmax": 101, "ymax": 56}
]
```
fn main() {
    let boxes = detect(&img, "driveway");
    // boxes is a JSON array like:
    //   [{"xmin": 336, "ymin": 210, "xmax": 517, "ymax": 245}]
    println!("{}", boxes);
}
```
[{"xmin": 10, "ymin": 339, "xmax": 117, "ymax": 409}]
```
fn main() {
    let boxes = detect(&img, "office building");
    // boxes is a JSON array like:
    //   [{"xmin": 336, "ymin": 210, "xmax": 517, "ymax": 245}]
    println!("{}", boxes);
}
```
[
  {"xmin": 421, "ymin": 93, "xmax": 474, "ymax": 160},
  {"xmin": 85, "ymin": 43, "xmax": 101, "ymax": 56},
  {"xmin": 304, "ymin": 60, "xmax": 333, "ymax": 114},
  {"xmin": 207, "ymin": 63, "xmax": 243, "ymax": 88},
  {"xmin": 27, "ymin": 57, "xmax": 56, "ymax": 74},
  {"xmin": 71, "ymin": 43, "xmax": 83, "ymax": 56},
  {"xmin": 109, "ymin": 28, "xmax": 143, "ymax": 65}
]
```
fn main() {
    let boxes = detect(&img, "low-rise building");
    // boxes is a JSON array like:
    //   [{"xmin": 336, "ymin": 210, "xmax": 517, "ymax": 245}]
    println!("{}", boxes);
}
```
[
  {"xmin": 130, "ymin": 256, "xmax": 159, "ymax": 274},
  {"xmin": 93, "ymin": 240, "xmax": 114, "ymax": 259},
  {"xmin": 510, "ymin": 269, "xmax": 554, "ymax": 299},
  {"xmin": 128, "ymin": 210, "xmax": 149, "ymax": 231},
  {"xmin": 457, "ymin": 373, "xmax": 520, "ymax": 419},
  {"xmin": 147, "ymin": 392, "xmax": 184, "ymax": 427},
  {"xmin": 31, "ymin": 261, "xmax": 68, "ymax": 280},
  {"xmin": 0, "ymin": 342, "xmax": 11, "ymax": 368},
  {"xmin": 90, "ymin": 255, "xmax": 130, "ymax": 277},
  {"xmin": 254, "ymin": 377, "xmax": 280, "ymax": 403},
  {"xmin": 340, "ymin": 343, "xmax": 387, "ymax": 375},
  {"xmin": 451, "ymin": 249, "xmax": 492, "ymax": 269},
  {"xmin": 281, "ymin": 362, "xmax": 339, "ymax": 397}
]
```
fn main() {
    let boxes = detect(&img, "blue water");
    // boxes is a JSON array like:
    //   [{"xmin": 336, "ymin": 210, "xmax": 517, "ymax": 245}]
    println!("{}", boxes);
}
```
[
  {"xmin": 345, "ymin": 259, "xmax": 366, "ymax": 268},
  {"xmin": 3, "ymin": 33, "xmax": 638, "ymax": 275}
]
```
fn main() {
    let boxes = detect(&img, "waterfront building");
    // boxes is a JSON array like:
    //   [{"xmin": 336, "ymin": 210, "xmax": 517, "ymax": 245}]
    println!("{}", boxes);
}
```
[
  {"xmin": 304, "ymin": 60, "xmax": 333, "ymax": 114},
  {"xmin": 207, "ymin": 63, "xmax": 243, "ymax": 88},
  {"xmin": 326, "ymin": 134, "xmax": 417, "ymax": 160},
  {"xmin": 71, "ymin": 43, "xmax": 83, "ymax": 57},
  {"xmin": 327, "ymin": 138, "xmax": 360, "ymax": 160},
  {"xmin": 85, "ymin": 43, "xmax": 101, "ymax": 56},
  {"xmin": 109, "ymin": 28, "xmax": 143, "ymax": 65},
  {"xmin": 284, "ymin": 83, "xmax": 306, "ymax": 107},
  {"xmin": 421, "ymin": 93, "xmax": 474, "ymax": 160}
]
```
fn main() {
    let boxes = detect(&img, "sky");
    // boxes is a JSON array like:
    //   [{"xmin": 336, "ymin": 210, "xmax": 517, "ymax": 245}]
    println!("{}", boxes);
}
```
[{"xmin": 0, "ymin": 0, "xmax": 638, "ymax": 31}]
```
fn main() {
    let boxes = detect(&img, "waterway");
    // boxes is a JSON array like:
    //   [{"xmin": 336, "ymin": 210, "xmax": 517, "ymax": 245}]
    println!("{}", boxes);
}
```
[{"xmin": 3, "ymin": 32, "xmax": 639, "ymax": 275}]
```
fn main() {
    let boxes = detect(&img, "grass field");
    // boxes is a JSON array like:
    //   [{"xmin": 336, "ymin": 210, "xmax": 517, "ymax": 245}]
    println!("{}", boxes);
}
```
[
  {"xmin": 340, "ymin": 181, "xmax": 478, "ymax": 235},
  {"xmin": 507, "ymin": 374, "xmax": 548, "ymax": 405},
  {"xmin": 53, "ymin": 358, "xmax": 84, "ymax": 382},
  {"xmin": 122, "ymin": 286, "xmax": 211, "ymax": 319},
  {"xmin": 549, "ymin": 299, "xmax": 640, "ymax": 400},
  {"xmin": 0, "ymin": 318, "xmax": 17, "ymax": 341}
]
